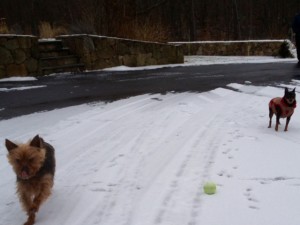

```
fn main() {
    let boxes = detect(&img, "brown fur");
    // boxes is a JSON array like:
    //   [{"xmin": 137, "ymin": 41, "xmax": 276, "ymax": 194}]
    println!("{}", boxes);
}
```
[{"xmin": 5, "ymin": 135, "xmax": 55, "ymax": 225}]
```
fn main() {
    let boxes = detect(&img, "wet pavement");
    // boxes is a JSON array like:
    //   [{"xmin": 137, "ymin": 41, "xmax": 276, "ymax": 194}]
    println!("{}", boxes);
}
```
[{"xmin": 1, "ymin": 62, "xmax": 300, "ymax": 120}]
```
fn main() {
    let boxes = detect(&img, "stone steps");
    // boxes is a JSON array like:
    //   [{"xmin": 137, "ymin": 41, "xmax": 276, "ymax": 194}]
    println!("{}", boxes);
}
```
[
  {"xmin": 40, "ymin": 55, "xmax": 79, "ymax": 67},
  {"xmin": 42, "ymin": 63, "xmax": 85, "ymax": 75},
  {"xmin": 38, "ymin": 39, "xmax": 85, "ymax": 75},
  {"xmin": 39, "ymin": 48, "xmax": 71, "ymax": 58}
]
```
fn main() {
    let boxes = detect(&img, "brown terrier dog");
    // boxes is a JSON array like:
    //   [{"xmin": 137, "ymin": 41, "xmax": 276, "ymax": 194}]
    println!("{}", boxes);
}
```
[
  {"xmin": 268, "ymin": 87, "xmax": 296, "ymax": 131},
  {"xmin": 5, "ymin": 135, "xmax": 55, "ymax": 225}
]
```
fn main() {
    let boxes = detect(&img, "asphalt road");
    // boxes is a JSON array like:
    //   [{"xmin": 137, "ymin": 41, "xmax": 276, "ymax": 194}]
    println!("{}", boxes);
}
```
[{"xmin": 1, "ymin": 62, "xmax": 300, "ymax": 120}]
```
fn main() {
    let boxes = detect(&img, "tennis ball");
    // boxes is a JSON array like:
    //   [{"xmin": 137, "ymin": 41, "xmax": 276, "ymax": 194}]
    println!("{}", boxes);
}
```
[{"xmin": 203, "ymin": 182, "xmax": 217, "ymax": 195}]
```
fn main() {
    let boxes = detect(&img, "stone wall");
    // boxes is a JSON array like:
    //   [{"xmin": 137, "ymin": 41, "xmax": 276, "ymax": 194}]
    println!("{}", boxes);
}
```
[
  {"xmin": 58, "ymin": 35, "xmax": 184, "ymax": 70},
  {"xmin": 171, "ymin": 40, "xmax": 293, "ymax": 57},
  {"xmin": 0, "ymin": 35, "xmax": 294, "ymax": 79},
  {"xmin": 0, "ymin": 35, "xmax": 39, "ymax": 78}
]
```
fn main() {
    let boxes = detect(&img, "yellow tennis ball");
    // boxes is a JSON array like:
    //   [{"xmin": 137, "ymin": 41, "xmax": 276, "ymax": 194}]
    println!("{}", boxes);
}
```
[{"xmin": 203, "ymin": 182, "xmax": 217, "ymax": 195}]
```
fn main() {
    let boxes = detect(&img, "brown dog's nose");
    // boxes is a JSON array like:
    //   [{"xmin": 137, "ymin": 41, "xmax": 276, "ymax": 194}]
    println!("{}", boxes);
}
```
[{"xmin": 22, "ymin": 166, "xmax": 29, "ymax": 173}]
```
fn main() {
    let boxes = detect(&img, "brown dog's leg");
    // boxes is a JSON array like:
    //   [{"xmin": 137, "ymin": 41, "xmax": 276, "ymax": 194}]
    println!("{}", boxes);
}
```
[
  {"xmin": 32, "ymin": 175, "xmax": 54, "ymax": 214},
  {"xmin": 18, "ymin": 192, "xmax": 32, "ymax": 214},
  {"xmin": 268, "ymin": 108, "xmax": 273, "ymax": 128},
  {"xmin": 24, "ymin": 212, "xmax": 35, "ymax": 225},
  {"xmin": 18, "ymin": 191, "xmax": 36, "ymax": 225},
  {"xmin": 17, "ymin": 184, "xmax": 36, "ymax": 225}
]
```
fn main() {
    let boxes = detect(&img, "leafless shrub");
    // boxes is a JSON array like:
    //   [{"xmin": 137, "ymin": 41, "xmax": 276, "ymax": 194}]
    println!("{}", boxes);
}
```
[
  {"xmin": 39, "ymin": 21, "xmax": 68, "ymax": 38},
  {"xmin": 0, "ymin": 18, "xmax": 9, "ymax": 34},
  {"xmin": 118, "ymin": 20, "xmax": 170, "ymax": 42},
  {"xmin": 69, "ymin": 20, "xmax": 97, "ymax": 34}
]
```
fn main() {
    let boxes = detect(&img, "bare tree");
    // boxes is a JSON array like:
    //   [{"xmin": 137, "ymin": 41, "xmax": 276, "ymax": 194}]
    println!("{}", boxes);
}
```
[{"xmin": 1, "ymin": 0, "xmax": 300, "ymax": 40}]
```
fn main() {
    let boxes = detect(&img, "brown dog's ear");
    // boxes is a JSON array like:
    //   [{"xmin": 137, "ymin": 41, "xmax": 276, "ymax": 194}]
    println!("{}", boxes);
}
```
[
  {"xmin": 30, "ymin": 135, "xmax": 42, "ymax": 148},
  {"xmin": 5, "ymin": 139, "xmax": 18, "ymax": 152}
]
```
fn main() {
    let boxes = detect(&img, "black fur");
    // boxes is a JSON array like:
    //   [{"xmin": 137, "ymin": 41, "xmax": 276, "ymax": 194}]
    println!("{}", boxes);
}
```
[
  {"xmin": 268, "ymin": 88, "xmax": 296, "ymax": 131},
  {"xmin": 37, "ymin": 138, "xmax": 56, "ymax": 177}
]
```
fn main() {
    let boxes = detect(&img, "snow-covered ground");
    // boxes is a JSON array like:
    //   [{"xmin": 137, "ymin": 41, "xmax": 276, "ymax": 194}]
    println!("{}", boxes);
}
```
[
  {"xmin": 1, "ymin": 56, "xmax": 300, "ymax": 225},
  {"xmin": 101, "ymin": 55, "xmax": 297, "ymax": 71}
]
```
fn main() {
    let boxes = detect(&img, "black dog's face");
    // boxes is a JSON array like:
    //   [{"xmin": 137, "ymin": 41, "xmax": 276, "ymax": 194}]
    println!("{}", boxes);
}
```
[{"xmin": 284, "ymin": 87, "xmax": 296, "ymax": 104}]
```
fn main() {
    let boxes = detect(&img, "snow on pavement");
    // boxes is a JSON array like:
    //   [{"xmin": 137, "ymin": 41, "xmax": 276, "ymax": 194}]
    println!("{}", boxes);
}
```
[{"xmin": 1, "ymin": 80, "xmax": 300, "ymax": 225}]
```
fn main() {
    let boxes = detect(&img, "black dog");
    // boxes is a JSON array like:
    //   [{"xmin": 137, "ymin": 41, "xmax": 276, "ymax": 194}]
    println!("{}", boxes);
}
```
[{"xmin": 268, "ymin": 87, "xmax": 296, "ymax": 131}]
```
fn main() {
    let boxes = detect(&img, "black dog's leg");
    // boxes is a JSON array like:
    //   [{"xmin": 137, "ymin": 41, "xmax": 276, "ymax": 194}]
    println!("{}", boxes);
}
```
[
  {"xmin": 284, "ymin": 116, "xmax": 292, "ymax": 131},
  {"xmin": 268, "ymin": 107, "xmax": 273, "ymax": 128},
  {"xmin": 275, "ymin": 115, "xmax": 280, "ymax": 131},
  {"xmin": 275, "ymin": 105, "xmax": 282, "ymax": 131}
]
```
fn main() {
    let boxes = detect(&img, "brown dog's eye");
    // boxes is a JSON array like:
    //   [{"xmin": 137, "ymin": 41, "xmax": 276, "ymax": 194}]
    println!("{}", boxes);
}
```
[{"xmin": 15, "ymin": 159, "xmax": 21, "ymax": 164}]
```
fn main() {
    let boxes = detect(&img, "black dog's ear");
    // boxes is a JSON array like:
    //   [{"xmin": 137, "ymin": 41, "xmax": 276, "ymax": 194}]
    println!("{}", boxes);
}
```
[
  {"xmin": 30, "ymin": 135, "xmax": 42, "ymax": 148},
  {"xmin": 285, "ymin": 87, "xmax": 289, "ymax": 93},
  {"xmin": 284, "ymin": 87, "xmax": 296, "ymax": 93},
  {"xmin": 5, "ymin": 139, "xmax": 18, "ymax": 152}
]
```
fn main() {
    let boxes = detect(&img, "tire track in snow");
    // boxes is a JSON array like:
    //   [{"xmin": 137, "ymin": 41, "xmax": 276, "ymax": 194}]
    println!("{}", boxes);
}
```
[
  {"xmin": 97, "ymin": 91, "xmax": 230, "ymax": 225},
  {"xmin": 152, "ymin": 98, "xmax": 227, "ymax": 225},
  {"xmin": 92, "ymin": 93, "xmax": 203, "ymax": 225},
  {"xmin": 53, "ymin": 94, "xmax": 179, "ymax": 174},
  {"xmin": 52, "ymin": 93, "xmax": 196, "ymax": 225}
]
